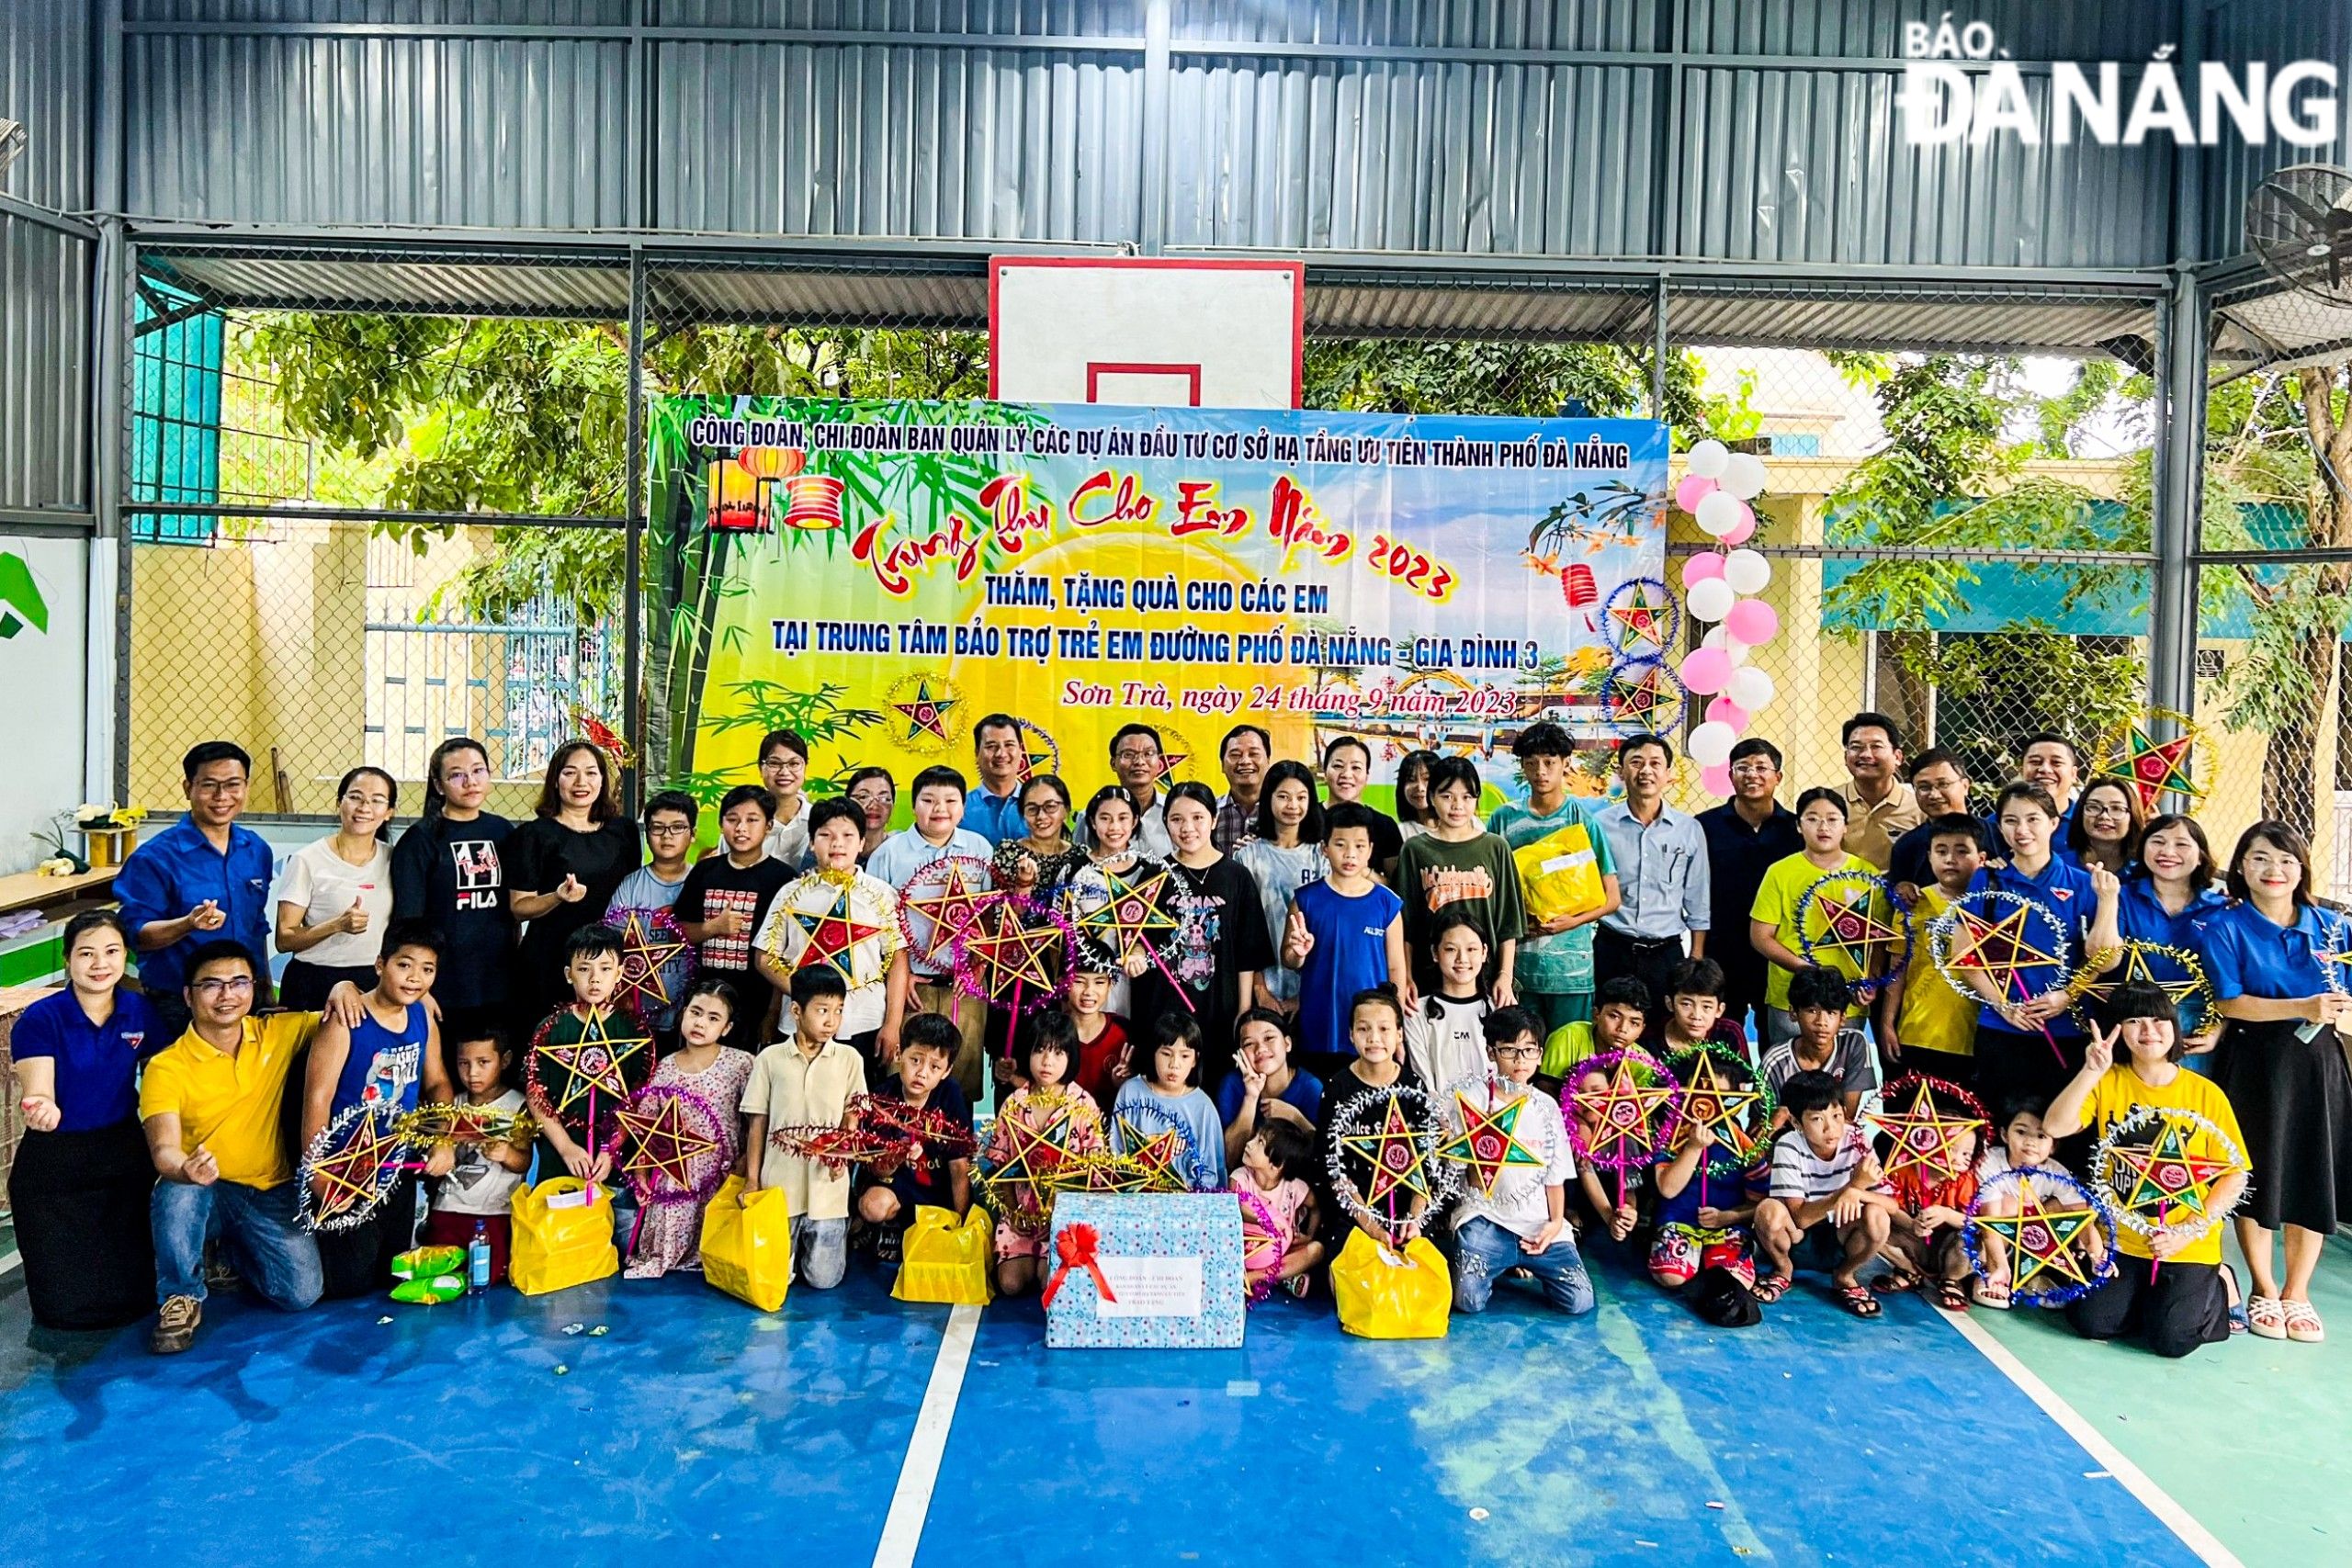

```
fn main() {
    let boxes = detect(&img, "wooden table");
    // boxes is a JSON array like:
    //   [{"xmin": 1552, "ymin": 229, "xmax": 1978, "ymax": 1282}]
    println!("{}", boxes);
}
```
[{"xmin": 0, "ymin": 866, "xmax": 118, "ymax": 919}]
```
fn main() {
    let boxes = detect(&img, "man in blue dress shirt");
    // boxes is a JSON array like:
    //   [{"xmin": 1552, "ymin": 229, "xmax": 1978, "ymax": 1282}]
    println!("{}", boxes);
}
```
[
  {"xmin": 959, "ymin": 712, "xmax": 1030, "ymax": 846},
  {"xmin": 115, "ymin": 740, "xmax": 277, "ymax": 1040}
]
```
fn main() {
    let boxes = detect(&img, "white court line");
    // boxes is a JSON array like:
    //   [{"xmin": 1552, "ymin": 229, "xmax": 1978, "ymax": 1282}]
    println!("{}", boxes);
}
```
[
  {"xmin": 871, "ymin": 1302, "xmax": 982, "ymax": 1568},
  {"xmin": 0, "ymin": 1248, "xmax": 17, "ymax": 1278},
  {"xmin": 1939, "ymin": 1307, "xmax": 2245, "ymax": 1568}
]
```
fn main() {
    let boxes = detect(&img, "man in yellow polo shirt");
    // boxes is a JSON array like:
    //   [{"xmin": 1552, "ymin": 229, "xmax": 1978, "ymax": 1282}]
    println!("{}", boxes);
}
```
[{"xmin": 140, "ymin": 940, "xmax": 325, "ymax": 1353}]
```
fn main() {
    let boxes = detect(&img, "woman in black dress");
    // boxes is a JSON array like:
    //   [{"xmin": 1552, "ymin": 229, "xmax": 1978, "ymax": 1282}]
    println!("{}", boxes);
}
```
[{"xmin": 505, "ymin": 739, "xmax": 642, "ymax": 1027}]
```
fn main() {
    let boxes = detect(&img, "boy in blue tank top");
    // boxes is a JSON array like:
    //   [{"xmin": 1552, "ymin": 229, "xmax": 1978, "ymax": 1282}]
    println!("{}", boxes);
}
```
[{"xmin": 297, "ymin": 918, "xmax": 454, "ymax": 1299}]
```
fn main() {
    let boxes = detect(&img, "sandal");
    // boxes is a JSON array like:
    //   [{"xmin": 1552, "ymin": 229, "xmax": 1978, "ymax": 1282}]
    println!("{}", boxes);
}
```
[
  {"xmin": 1972, "ymin": 1280, "xmax": 2012, "ymax": 1310},
  {"xmin": 1833, "ymin": 1281, "xmax": 1883, "ymax": 1318},
  {"xmin": 2247, "ymin": 1295, "xmax": 2290, "ymax": 1341},
  {"xmin": 1871, "ymin": 1268, "xmax": 1923, "ymax": 1295},
  {"xmin": 1750, "ymin": 1272, "xmax": 1793, "ymax": 1305},
  {"xmin": 2285, "ymin": 1300, "xmax": 2326, "ymax": 1344},
  {"xmin": 1931, "ymin": 1278, "xmax": 1972, "ymax": 1312}
]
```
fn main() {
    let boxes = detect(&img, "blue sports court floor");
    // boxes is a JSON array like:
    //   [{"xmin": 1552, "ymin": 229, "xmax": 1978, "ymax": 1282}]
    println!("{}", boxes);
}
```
[{"xmin": 10, "ymin": 1225, "xmax": 2329, "ymax": 1568}]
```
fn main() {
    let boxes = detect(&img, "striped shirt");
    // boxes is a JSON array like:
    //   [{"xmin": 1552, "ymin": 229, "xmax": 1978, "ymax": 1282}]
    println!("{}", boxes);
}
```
[{"xmin": 1768, "ymin": 1123, "xmax": 1871, "ymax": 1204}]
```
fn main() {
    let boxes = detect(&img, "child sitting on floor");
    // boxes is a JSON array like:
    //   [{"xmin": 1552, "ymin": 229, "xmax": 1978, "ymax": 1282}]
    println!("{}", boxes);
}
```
[
  {"xmin": 1565, "ymin": 1059, "xmax": 1642, "ymax": 1247},
  {"xmin": 1648, "ymin": 1116, "xmax": 1763, "ymax": 1292},
  {"xmin": 1541, "ymin": 976, "xmax": 1650, "ymax": 1089},
  {"xmin": 856, "ymin": 1012, "xmax": 975, "ymax": 1266},
  {"xmin": 1230, "ymin": 1120, "xmax": 1323, "ymax": 1300},
  {"xmin": 1970, "ymin": 1095, "xmax": 2100, "ymax": 1309},
  {"xmin": 741, "ymin": 966, "xmax": 867, "ymax": 1291},
  {"xmin": 987, "ymin": 1013, "xmax": 1105, "ymax": 1298},
  {"xmin": 1753, "ymin": 1068, "xmax": 1899, "ymax": 1317},
  {"xmin": 1449, "ymin": 1006, "xmax": 1593, "ymax": 1317},
  {"xmin": 1111, "ymin": 1014, "xmax": 1228, "ymax": 1190},
  {"xmin": 420, "ymin": 1024, "xmax": 532, "ymax": 1285},
  {"xmin": 1874, "ymin": 1117, "xmax": 1980, "ymax": 1313},
  {"xmin": 1403, "ymin": 914, "xmax": 1491, "ymax": 1089}
]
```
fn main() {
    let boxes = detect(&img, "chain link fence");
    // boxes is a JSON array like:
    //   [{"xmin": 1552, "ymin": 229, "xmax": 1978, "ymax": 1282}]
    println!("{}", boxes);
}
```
[{"xmin": 117, "ymin": 250, "xmax": 2285, "ymax": 889}]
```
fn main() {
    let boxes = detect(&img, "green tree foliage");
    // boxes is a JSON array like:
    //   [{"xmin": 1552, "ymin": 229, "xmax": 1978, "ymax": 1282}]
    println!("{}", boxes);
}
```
[{"xmin": 1820, "ymin": 355, "xmax": 2143, "ymax": 746}]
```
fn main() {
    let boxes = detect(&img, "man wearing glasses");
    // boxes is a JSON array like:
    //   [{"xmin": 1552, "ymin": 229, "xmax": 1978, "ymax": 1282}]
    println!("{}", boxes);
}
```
[
  {"xmin": 116, "ymin": 740, "xmax": 277, "ymax": 1041},
  {"xmin": 1100, "ymin": 723, "xmax": 1177, "ymax": 858},
  {"xmin": 139, "ymin": 941, "xmax": 337, "ymax": 1353}
]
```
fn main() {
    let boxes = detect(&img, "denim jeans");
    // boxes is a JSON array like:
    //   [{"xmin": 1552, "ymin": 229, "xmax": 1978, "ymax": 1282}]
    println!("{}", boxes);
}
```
[
  {"xmin": 151, "ymin": 1178, "xmax": 323, "ymax": 1311},
  {"xmin": 1452, "ymin": 1215, "xmax": 1595, "ymax": 1315},
  {"xmin": 794, "ymin": 1216, "xmax": 849, "ymax": 1290}
]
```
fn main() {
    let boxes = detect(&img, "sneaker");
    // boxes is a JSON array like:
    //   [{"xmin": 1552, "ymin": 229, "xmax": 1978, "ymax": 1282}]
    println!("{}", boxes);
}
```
[
  {"xmin": 150, "ymin": 1294, "xmax": 202, "ymax": 1355},
  {"xmin": 876, "ymin": 1226, "xmax": 903, "ymax": 1268}
]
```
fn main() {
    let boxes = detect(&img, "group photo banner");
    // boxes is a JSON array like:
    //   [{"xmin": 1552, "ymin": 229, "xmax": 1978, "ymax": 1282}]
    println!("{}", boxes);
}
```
[{"xmin": 648, "ymin": 398, "xmax": 1670, "ymax": 808}]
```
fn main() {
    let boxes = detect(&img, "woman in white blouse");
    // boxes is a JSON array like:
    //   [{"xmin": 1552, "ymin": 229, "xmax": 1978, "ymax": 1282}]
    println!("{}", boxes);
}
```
[{"xmin": 273, "ymin": 765, "xmax": 399, "ymax": 1009}]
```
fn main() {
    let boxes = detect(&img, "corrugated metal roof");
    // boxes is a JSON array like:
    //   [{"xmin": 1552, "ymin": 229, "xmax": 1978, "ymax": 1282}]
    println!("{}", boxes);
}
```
[
  {"xmin": 2199, "ymin": 0, "xmax": 2352, "ymax": 267},
  {"xmin": 1, "ymin": 2, "xmax": 89, "ymax": 212},
  {"xmin": 0, "ymin": 214, "xmax": 92, "ymax": 513},
  {"xmin": 1664, "ymin": 285, "xmax": 2156, "ymax": 355},
  {"xmin": 144, "ymin": 247, "xmax": 632, "ymax": 318},
  {"xmin": 653, "ymin": 38, "xmax": 1145, "ymax": 241},
  {"xmin": 1680, "ymin": 0, "xmax": 2165, "ymax": 59},
  {"xmin": 1674, "ymin": 65, "xmax": 2175, "ymax": 269},
  {"xmin": 126, "ymin": 31, "xmax": 634, "ymax": 228}
]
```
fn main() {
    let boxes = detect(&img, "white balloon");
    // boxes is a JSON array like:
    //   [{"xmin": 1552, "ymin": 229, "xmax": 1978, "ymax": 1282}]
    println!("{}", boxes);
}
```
[
  {"xmin": 1721, "ymin": 451, "xmax": 1768, "ymax": 501},
  {"xmin": 1688, "ymin": 721, "xmax": 1737, "ymax": 767},
  {"xmin": 1724, "ymin": 635, "xmax": 1753, "ymax": 668},
  {"xmin": 1687, "ymin": 578, "xmax": 1736, "ymax": 623},
  {"xmin": 1694, "ymin": 490, "xmax": 1743, "ymax": 536},
  {"xmin": 1726, "ymin": 667, "xmax": 1776, "ymax": 710},
  {"xmin": 1687, "ymin": 438, "xmax": 1730, "ymax": 480},
  {"xmin": 1723, "ymin": 547, "xmax": 1771, "ymax": 595}
]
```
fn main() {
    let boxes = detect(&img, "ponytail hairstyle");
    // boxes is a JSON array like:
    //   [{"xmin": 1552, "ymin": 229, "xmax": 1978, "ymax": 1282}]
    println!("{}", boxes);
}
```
[{"xmin": 422, "ymin": 737, "xmax": 492, "ymax": 820}]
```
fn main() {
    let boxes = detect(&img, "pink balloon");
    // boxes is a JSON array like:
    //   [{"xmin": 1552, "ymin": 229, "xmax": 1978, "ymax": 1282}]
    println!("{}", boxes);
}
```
[
  {"xmin": 1680, "ymin": 647, "xmax": 1734, "ymax": 694},
  {"xmin": 1674, "ymin": 474, "xmax": 1718, "ymax": 514},
  {"xmin": 1680, "ymin": 552, "xmax": 1725, "ymax": 590},
  {"xmin": 1719, "ymin": 508, "xmax": 1757, "ymax": 546},
  {"xmin": 1724, "ymin": 599, "xmax": 1781, "ymax": 645},
  {"xmin": 1705, "ymin": 697, "xmax": 1751, "ymax": 731},
  {"xmin": 1701, "ymin": 763, "xmax": 1735, "ymax": 796}
]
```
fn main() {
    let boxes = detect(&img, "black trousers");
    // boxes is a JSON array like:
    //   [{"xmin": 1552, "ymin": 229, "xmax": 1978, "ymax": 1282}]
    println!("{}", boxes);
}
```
[
  {"xmin": 315, "ymin": 1178, "xmax": 421, "ymax": 1300},
  {"xmin": 2064, "ymin": 1256, "xmax": 2229, "ymax": 1359},
  {"xmin": 1593, "ymin": 927, "xmax": 1687, "ymax": 1008}
]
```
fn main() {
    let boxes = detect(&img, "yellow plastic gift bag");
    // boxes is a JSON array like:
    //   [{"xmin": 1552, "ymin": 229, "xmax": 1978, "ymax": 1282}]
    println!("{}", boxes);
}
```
[
  {"xmin": 509, "ymin": 1177, "xmax": 619, "ymax": 1296},
  {"xmin": 1512, "ymin": 818, "xmax": 1605, "ymax": 927},
  {"xmin": 891, "ymin": 1205, "xmax": 993, "ymax": 1306},
  {"xmin": 700, "ymin": 1175, "xmax": 794, "ymax": 1313},
  {"xmin": 1330, "ymin": 1229, "xmax": 1452, "ymax": 1339}
]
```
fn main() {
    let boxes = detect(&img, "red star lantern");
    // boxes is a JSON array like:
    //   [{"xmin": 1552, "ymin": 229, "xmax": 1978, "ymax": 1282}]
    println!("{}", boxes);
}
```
[
  {"xmin": 1868, "ymin": 1075, "xmax": 1987, "ymax": 1190},
  {"xmin": 1437, "ymin": 1085, "xmax": 1548, "ymax": 1197}
]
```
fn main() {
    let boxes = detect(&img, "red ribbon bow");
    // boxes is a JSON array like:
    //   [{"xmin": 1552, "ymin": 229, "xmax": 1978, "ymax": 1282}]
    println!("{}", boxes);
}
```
[{"xmin": 1038, "ymin": 1222, "xmax": 1117, "ymax": 1310}]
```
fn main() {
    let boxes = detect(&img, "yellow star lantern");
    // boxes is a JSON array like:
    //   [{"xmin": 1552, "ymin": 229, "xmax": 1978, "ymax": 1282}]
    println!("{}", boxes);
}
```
[
  {"xmin": 1973, "ymin": 1184, "xmax": 2103, "ymax": 1299},
  {"xmin": 1437, "ymin": 1085, "xmax": 1548, "ymax": 1197},
  {"xmin": 1868, "ymin": 1075, "xmax": 1987, "ymax": 1190}
]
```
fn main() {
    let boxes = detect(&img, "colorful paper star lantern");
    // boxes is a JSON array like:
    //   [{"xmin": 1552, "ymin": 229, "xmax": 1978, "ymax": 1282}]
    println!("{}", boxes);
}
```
[
  {"xmin": 888, "ymin": 674, "xmax": 961, "ymax": 751},
  {"xmin": 781, "ymin": 874, "xmax": 893, "ymax": 988},
  {"xmin": 300, "ymin": 1104, "xmax": 410, "ymax": 1230},
  {"xmin": 1930, "ymin": 889, "xmax": 2071, "ymax": 1007},
  {"xmin": 1796, "ymin": 870, "xmax": 1912, "ymax": 996},
  {"xmin": 2070, "ymin": 941, "xmax": 2209, "ymax": 1016},
  {"xmin": 2103, "ymin": 1113, "xmax": 2234, "ymax": 1226},
  {"xmin": 1602, "ymin": 577, "xmax": 1679, "ymax": 655},
  {"xmin": 1340, "ymin": 1097, "xmax": 1441, "ymax": 1210},
  {"xmin": 610, "ymin": 907, "xmax": 692, "ymax": 1020},
  {"xmin": 1114, "ymin": 1108, "xmax": 1199, "ymax": 1192},
  {"xmin": 1012, "ymin": 717, "xmax": 1060, "ymax": 784},
  {"xmin": 898, "ymin": 854, "xmax": 1001, "ymax": 966},
  {"xmin": 2095, "ymin": 711, "xmax": 2211, "ymax": 813},
  {"xmin": 529, "ymin": 1007, "xmax": 654, "ymax": 1126},
  {"xmin": 1868, "ymin": 1074, "xmax": 1988, "ymax": 1190},
  {"xmin": 1969, "ymin": 1179, "xmax": 2105, "ymax": 1302},
  {"xmin": 607, "ymin": 1083, "xmax": 724, "ymax": 1206},
  {"xmin": 1071, "ymin": 863, "xmax": 1184, "ymax": 964},
  {"xmin": 952, "ymin": 893, "xmax": 1070, "ymax": 1016},
  {"xmin": 1566, "ymin": 1049, "xmax": 1682, "ymax": 1172},
  {"xmin": 1437, "ymin": 1085, "xmax": 1547, "ymax": 1197},
  {"xmin": 1602, "ymin": 655, "xmax": 1687, "ymax": 734},
  {"xmin": 1666, "ymin": 1044, "xmax": 1773, "ymax": 1172}
]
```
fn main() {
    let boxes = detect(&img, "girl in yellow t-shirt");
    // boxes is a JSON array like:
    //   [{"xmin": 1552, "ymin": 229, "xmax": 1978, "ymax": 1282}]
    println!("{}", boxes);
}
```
[
  {"xmin": 1747, "ymin": 789, "xmax": 1880, "ymax": 1048},
  {"xmin": 2046, "ymin": 980, "xmax": 2250, "ymax": 1359}
]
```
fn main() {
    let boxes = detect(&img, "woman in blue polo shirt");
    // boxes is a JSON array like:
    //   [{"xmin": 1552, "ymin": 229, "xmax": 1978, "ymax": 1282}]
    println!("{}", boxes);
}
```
[
  {"xmin": 2207, "ymin": 820, "xmax": 2352, "ymax": 1346},
  {"xmin": 2116, "ymin": 813, "xmax": 2230, "ymax": 1064},
  {"xmin": 6, "ymin": 911, "xmax": 160, "ymax": 1329},
  {"xmin": 1961, "ymin": 783, "xmax": 2121, "ymax": 1116}
]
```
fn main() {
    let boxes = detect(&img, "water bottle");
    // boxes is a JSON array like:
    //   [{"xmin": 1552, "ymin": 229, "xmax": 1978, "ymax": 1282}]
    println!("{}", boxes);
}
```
[{"xmin": 469, "ymin": 1220, "xmax": 492, "ymax": 1293}]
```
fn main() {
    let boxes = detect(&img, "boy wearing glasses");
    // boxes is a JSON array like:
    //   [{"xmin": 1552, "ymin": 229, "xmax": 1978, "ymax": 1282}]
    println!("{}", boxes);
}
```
[
  {"xmin": 140, "ymin": 941, "xmax": 355, "ymax": 1353},
  {"xmin": 1447, "ymin": 1005, "xmax": 1593, "ymax": 1317}
]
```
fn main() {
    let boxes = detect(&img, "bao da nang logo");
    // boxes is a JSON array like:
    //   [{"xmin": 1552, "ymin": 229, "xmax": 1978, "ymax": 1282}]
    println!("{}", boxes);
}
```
[{"xmin": 1898, "ymin": 18, "xmax": 2337, "ymax": 147}]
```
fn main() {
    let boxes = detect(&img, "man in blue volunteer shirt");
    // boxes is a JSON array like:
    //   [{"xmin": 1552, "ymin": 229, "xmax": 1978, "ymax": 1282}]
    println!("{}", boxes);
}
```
[
  {"xmin": 960, "ymin": 713, "xmax": 1030, "ymax": 845},
  {"xmin": 116, "ymin": 739, "xmax": 277, "ymax": 1039}
]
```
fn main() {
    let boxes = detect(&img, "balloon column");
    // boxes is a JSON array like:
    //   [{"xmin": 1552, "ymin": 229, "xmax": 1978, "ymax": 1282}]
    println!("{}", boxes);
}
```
[{"xmin": 1675, "ymin": 440, "xmax": 1779, "ymax": 796}]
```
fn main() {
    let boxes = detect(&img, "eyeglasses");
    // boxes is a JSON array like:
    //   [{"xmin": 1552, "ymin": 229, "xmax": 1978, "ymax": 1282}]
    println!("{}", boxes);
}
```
[
  {"xmin": 1491, "ymin": 1043, "xmax": 1543, "ymax": 1060},
  {"xmin": 1023, "ymin": 800, "xmax": 1065, "ymax": 815},
  {"xmin": 1113, "ymin": 748, "xmax": 1160, "ymax": 763},
  {"xmin": 190, "ymin": 976, "xmax": 254, "ymax": 997},
  {"xmin": 647, "ymin": 822, "xmax": 694, "ymax": 836}
]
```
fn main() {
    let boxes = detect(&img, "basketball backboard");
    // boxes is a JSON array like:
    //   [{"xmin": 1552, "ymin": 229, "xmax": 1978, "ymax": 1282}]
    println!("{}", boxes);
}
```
[{"xmin": 988, "ymin": 257, "xmax": 1305, "ymax": 409}]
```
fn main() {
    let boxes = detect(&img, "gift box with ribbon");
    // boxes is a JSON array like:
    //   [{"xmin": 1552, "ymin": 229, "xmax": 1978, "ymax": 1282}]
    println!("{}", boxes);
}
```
[{"xmin": 1043, "ymin": 1192, "xmax": 1246, "ymax": 1349}]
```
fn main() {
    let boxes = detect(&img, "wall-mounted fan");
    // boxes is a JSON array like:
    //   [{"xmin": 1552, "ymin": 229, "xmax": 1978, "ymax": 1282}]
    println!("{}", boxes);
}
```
[{"xmin": 2247, "ymin": 163, "xmax": 2352, "ymax": 307}]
